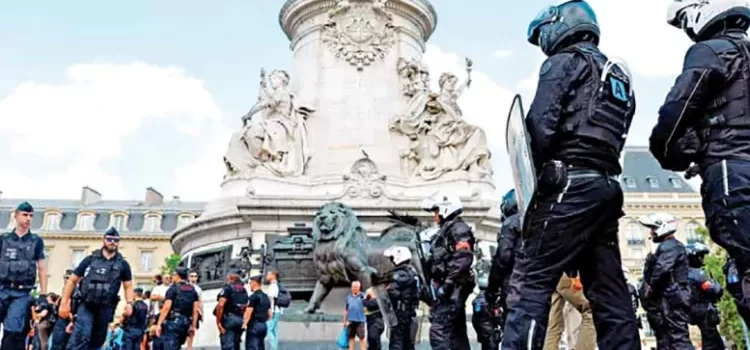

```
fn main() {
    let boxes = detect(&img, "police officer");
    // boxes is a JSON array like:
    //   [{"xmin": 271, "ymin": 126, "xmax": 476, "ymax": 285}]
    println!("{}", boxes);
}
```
[
  {"xmin": 242, "ymin": 275, "xmax": 271, "ymax": 350},
  {"xmin": 472, "ymin": 276, "xmax": 499, "ymax": 350},
  {"xmin": 725, "ymin": 257, "xmax": 750, "ymax": 325},
  {"xmin": 0, "ymin": 201, "xmax": 48, "ymax": 349},
  {"xmin": 638, "ymin": 213, "xmax": 693, "ymax": 350},
  {"xmin": 59, "ymin": 227, "xmax": 134, "ymax": 350},
  {"xmin": 504, "ymin": 1, "xmax": 639, "ymax": 349},
  {"xmin": 685, "ymin": 243, "xmax": 723, "ymax": 350},
  {"xmin": 215, "ymin": 269, "xmax": 249, "ymax": 350},
  {"xmin": 155, "ymin": 267, "xmax": 199, "ymax": 350},
  {"xmin": 485, "ymin": 189, "xmax": 520, "ymax": 329},
  {"xmin": 649, "ymin": 0, "xmax": 750, "ymax": 327},
  {"xmin": 421, "ymin": 192, "xmax": 475, "ymax": 350},
  {"xmin": 383, "ymin": 246, "xmax": 420, "ymax": 350},
  {"xmin": 363, "ymin": 287, "xmax": 384, "ymax": 350},
  {"xmin": 622, "ymin": 266, "xmax": 642, "ymax": 329},
  {"xmin": 120, "ymin": 287, "xmax": 149, "ymax": 350}
]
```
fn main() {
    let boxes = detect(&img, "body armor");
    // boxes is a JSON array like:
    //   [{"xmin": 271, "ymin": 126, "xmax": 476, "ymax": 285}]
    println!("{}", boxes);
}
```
[
  {"xmin": 0, "ymin": 234, "xmax": 38, "ymax": 286},
  {"xmin": 390, "ymin": 266, "xmax": 419, "ymax": 316},
  {"xmin": 124, "ymin": 299, "xmax": 150, "ymax": 330},
  {"xmin": 227, "ymin": 282, "xmax": 249, "ymax": 316},
  {"xmin": 79, "ymin": 252, "xmax": 122, "ymax": 305},
  {"xmin": 172, "ymin": 282, "xmax": 197, "ymax": 318}
]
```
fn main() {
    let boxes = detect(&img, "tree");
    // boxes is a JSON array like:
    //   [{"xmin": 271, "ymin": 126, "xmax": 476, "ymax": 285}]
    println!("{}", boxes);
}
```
[
  {"xmin": 160, "ymin": 253, "xmax": 181, "ymax": 274},
  {"xmin": 697, "ymin": 226, "xmax": 746, "ymax": 348}
]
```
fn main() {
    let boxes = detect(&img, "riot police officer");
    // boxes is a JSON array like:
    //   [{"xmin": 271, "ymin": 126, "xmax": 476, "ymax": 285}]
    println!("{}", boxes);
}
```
[
  {"xmin": 421, "ymin": 192, "xmax": 475, "ymax": 350},
  {"xmin": 120, "ymin": 287, "xmax": 149, "ymax": 350},
  {"xmin": 725, "ymin": 257, "xmax": 750, "ymax": 324},
  {"xmin": 384, "ymin": 246, "xmax": 420, "ymax": 350},
  {"xmin": 59, "ymin": 227, "xmax": 134, "ymax": 350},
  {"xmin": 486, "ymin": 189, "xmax": 520, "ymax": 329},
  {"xmin": 504, "ymin": 1, "xmax": 639, "ymax": 349},
  {"xmin": 472, "ymin": 275, "xmax": 499, "ymax": 350},
  {"xmin": 215, "ymin": 269, "xmax": 249, "ymax": 350},
  {"xmin": 686, "ymin": 243, "xmax": 723, "ymax": 350},
  {"xmin": 155, "ymin": 267, "xmax": 199, "ymax": 350},
  {"xmin": 622, "ymin": 266, "xmax": 642, "ymax": 329},
  {"xmin": 242, "ymin": 275, "xmax": 271, "ymax": 350},
  {"xmin": 638, "ymin": 213, "xmax": 693, "ymax": 350},
  {"xmin": 0, "ymin": 201, "xmax": 48, "ymax": 349},
  {"xmin": 649, "ymin": 0, "xmax": 750, "ymax": 327}
]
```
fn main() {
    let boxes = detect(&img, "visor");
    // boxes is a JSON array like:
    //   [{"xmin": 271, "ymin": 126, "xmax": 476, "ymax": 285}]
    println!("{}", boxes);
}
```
[{"xmin": 527, "ymin": 5, "xmax": 559, "ymax": 45}]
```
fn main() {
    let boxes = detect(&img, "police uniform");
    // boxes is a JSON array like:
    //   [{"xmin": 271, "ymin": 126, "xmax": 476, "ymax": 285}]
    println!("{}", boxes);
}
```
[
  {"xmin": 67, "ymin": 228, "xmax": 132, "ymax": 350},
  {"xmin": 387, "ymin": 265, "xmax": 419, "ymax": 350},
  {"xmin": 649, "ymin": 1, "xmax": 750, "ymax": 328},
  {"xmin": 0, "ymin": 202, "xmax": 46, "ymax": 350},
  {"xmin": 640, "ymin": 239, "xmax": 693, "ymax": 350},
  {"xmin": 685, "ymin": 245, "xmax": 723, "ymax": 350},
  {"xmin": 159, "ymin": 270, "xmax": 199, "ymax": 350},
  {"xmin": 472, "ymin": 291, "xmax": 499, "ymax": 350},
  {"xmin": 50, "ymin": 286, "xmax": 78, "ymax": 350},
  {"xmin": 504, "ymin": 2, "xmax": 639, "ymax": 349},
  {"xmin": 245, "ymin": 275, "xmax": 270, "ymax": 350},
  {"xmin": 121, "ymin": 288, "xmax": 149, "ymax": 350},
  {"xmin": 485, "ymin": 190, "xmax": 521, "ymax": 329},
  {"xmin": 217, "ymin": 276, "xmax": 249, "ymax": 350},
  {"xmin": 362, "ymin": 292, "xmax": 384, "ymax": 350}
]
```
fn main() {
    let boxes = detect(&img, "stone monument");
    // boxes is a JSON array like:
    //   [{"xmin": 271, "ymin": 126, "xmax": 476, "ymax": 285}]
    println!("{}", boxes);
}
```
[{"xmin": 171, "ymin": 0, "xmax": 501, "ymax": 345}]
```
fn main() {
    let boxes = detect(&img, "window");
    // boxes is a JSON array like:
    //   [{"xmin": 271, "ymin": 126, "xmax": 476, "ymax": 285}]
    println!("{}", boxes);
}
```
[
  {"xmin": 626, "ymin": 222, "xmax": 645, "ymax": 246},
  {"xmin": 71, "ymin": 249, "xmax": 85, "ymax": 268},
  {"xmin": 140, "ymin": 251, "xmax": 153, "ymax": 272},
  {"xmin": 624, "ymin": 177, "xmax": 636, "ymax": 188},
  {"xmin": 43, "ymin": 213, "xmax": 60, "ymax": 231},
  {"xmin": 78, "ymin": 214, "xmax": 93, "ymax": 231},
  {"xmin": 669, "ymin": 177, "xmax": 683, "ymax": 189},
  {"xmin": 630, "ymin": 247, "xmax": 645, "ymax": 260},
  {"xmin": 647, "ymin": 177, "xmax": 659, "ymax": 188},
  {"xmin": 177, "ymin": 215, "xmax": 194, "ymax": 229},
  {"xmin": 111, "ymin": 214, "xmax": 126, "ymax": 231},
  {"xmin": 686, "ymin": 222, "xmax": 703, "ymax": 243},
  {"xmin": 144, "ymin": 215, "xmax": 160, "ymax": 232}
]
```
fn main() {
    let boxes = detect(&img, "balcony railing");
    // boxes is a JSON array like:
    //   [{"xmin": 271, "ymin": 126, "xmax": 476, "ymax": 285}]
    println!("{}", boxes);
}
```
[{"xmin": 627, "ymin": 239, "xmax": 645, "ymax": 246}]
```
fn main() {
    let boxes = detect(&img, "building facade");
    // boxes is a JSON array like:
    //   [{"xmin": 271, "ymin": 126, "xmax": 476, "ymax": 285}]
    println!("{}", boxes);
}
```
[{"xmin": 0, "ymin": 186, "xmax": 203, "ymax": 314}]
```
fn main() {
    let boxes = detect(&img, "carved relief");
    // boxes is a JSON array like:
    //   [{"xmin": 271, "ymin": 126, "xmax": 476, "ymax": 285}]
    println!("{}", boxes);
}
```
[
  {"xmin": 342, "ymin": 151, "xmax": 386, "ymax": 198},
  {"xmin": 223, "ymin": 69, "xmax": 314, "ymax": 178},
  {"xmin": 390, "ymin": 57, "xmax": 493, "ymax": 181},
  {"xmin": 189, "ymin": 246, "xmax": 232, "ymax": 289},
  {"xmin": 322, "ymin": 0, "xmax": 396, "ymax": 71}
]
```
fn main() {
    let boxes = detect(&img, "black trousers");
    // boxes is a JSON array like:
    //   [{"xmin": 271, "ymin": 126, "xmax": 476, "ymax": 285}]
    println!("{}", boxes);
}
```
[
  {"xmin": 501, "ymin": 174, "xmax": 640, "ymax": 350},
  {"xmin": 428, "ymin": 284, "xmax": 473, "ymax": 350},
  {"xmin": 366, "ymin": 314, "xmax": 384, "ymax": 350}
]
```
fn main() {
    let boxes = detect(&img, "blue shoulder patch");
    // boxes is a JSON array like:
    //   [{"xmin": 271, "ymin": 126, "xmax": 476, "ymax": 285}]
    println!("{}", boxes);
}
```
[{"xmin": 539, "ymin": 60, "xmax": 553, "ymax": 76}]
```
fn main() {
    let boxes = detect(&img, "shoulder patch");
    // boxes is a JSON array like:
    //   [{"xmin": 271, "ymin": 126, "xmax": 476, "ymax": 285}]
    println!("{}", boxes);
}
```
[{"xmin": 539, "ymin": 60, "xmax": 553, "ymax": 76}]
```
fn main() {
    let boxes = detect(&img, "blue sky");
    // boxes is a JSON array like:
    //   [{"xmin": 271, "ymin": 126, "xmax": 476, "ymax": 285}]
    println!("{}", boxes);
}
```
[{"xmin": 0, "ymin": 0, "xmax": 695, "ymax": 200}]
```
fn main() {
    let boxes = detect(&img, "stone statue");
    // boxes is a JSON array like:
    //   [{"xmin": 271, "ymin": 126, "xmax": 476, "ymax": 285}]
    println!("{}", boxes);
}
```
[
  {"xmin": 305, "ymin": 202, "xmax": 426, "ymax": 314},
  {"xmin": 223, "ymin": 68, "xmax": 314, "ymax": 177},
  {"xmin": 390, "ymin": 57, "xmax": 492, "ymax": 180}
]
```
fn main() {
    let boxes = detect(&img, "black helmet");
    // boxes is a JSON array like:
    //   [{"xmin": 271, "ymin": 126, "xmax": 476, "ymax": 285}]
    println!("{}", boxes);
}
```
[
  {"xmin": 686, "ymin": 242, "xmax": 710, "ymax": 268},
  {"xmin": 501, "ymin": 189, "xmax": 518, "ymax": 219}
]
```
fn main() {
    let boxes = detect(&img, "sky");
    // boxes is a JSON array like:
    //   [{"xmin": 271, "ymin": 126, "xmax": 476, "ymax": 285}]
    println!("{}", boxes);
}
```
[{"xmin": 0, "ymin": 0, "xmax": 696, "ymax": 201}]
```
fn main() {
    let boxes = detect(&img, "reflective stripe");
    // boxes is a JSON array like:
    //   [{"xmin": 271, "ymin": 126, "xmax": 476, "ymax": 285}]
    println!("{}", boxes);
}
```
[{"xmin": 527, "ymin": 319, "xmax": 537, "ymax": 350}]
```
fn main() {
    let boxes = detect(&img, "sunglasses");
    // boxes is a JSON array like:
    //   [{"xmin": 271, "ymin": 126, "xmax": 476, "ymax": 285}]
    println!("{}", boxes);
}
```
[{"xmin": 105, "ymin": 237, "xmax": 120, "ymax": 243}]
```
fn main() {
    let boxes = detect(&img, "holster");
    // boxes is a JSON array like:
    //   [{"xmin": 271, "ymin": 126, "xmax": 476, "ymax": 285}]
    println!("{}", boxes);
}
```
[{"xmin": 538, "ymin": 160, "xmax": 568, "ymax": 195}]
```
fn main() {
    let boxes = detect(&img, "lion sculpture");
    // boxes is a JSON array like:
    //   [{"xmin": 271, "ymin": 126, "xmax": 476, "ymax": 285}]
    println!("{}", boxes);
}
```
[{"xmin": 304, "ymin": 201, "xmax": 427, "ymax": 314}]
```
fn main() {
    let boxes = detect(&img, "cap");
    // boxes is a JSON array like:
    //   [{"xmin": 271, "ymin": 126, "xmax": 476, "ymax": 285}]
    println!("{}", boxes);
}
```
[
  {"xmin": 16, "ymin": 202, "xmax": 33, "ymax": 213},
  {"xmin": 249, "ymin": 274, "xmax": 263, "ymax": 283},
  {"xmin": 104, "ymin": 227, "xmax": 120, "ymax": 237},
  {"xmin": 174, "ymin": 267, "xmax": 189, "ymax": 279}
]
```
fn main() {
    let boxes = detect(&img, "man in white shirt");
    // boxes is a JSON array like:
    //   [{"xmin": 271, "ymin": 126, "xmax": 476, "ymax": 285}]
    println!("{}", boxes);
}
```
[
  {"xmin": 186, "ymin": 271, "xmax": 203, "ymax": 350},
  {"xmin": 149, "ymin": 273, "xmax": 171, "ymax": 349},
  {"xmin": 265, "ymin": 270, "xmax": 282, "ymax": 350}
]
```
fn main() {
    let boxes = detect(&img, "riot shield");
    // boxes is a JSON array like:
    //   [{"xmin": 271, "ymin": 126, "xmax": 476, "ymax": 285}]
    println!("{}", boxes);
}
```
[
  {"xmin": 505, "ymin": 94, "xmax": 537, "ymax": 227},
  {"xmin": 374, "ymin": 285, "xmax": 399, "ymax": 328}
]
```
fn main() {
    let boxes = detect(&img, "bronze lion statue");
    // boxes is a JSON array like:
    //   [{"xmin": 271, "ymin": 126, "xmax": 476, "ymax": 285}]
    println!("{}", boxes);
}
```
[{"xmin": 304, "ymin": 201, "xmax": 427, "ymax": 314}]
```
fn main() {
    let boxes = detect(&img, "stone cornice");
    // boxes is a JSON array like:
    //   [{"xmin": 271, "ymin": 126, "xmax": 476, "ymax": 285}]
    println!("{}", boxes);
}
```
[
  {"xmin": 40, "ymin": 232, "xmax": 170, "ymax": 241},
  {"xmin": 279, "ymin": 0, "xmax": 438, "ymax": 42}
]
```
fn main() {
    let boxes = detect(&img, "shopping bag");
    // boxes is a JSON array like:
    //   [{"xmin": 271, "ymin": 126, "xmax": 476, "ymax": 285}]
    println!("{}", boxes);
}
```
[{"xmin": 337, "ymin": 326, "xmax": 349, "ymax": 348}]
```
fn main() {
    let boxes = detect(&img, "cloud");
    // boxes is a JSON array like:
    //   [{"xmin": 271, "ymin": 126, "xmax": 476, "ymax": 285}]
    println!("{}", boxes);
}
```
[
  {"xmin": 423, "ymin": 45, "xmax": 517, "ymax": 193},
  {"xmin": 173, "ymin": 124, "xmax": 233, "ymax": 201},
  {"xmin": 493, "ymin": 50, "xmax": 512, "ymax": 59},
  {"xmin": 0, "ymin": 62, "xmax": 222, "ymax": 199}
]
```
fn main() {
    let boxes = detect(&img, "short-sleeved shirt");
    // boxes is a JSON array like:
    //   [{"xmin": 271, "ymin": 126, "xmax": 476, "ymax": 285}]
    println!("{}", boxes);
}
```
[
  {"xmin": 165, "ymin": 282, "xmax": 199, "ymax": 318},
  {"xmin": 345, "ymin": 293, "xmax": 366, "ymax": 322},
  {"xmin": 2, "ymin": 230, "xmax": 45, "ymax": 261},
  {"xmin": 72, "ymin": 252, "xmax": 133, "ymax": 282},
  {"xmin": 151, "ymin": 284, "xmax": 169, "ymax": 316},
  {"xmin": 247, "ymin": 290, "xmax": 270, "ymax": 323},
  {"xmin": 192, "ymin": 284, "xmax": 203, "ymax": 315}
]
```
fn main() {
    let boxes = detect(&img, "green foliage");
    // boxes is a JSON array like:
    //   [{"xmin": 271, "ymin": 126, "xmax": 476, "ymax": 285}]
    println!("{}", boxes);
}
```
[
  {"xmin": 696, "ymin": 226, "xmax": 746, "ymax": 348},
  {"xmin": 160, "ymin": 253, "xmax": 181, "ymax": 274}
]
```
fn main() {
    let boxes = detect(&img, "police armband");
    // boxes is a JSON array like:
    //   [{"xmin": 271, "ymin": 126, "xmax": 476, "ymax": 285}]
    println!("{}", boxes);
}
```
[{"xmin": 538, "ymin": 160, "xmax": 567, "ymax": 194}]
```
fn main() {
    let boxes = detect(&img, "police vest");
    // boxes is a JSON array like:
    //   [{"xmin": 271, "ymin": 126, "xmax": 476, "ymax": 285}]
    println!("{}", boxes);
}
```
[
  {"xmin": 124, "ymin": 300, "xmax": 149, "ymax": 330},
  {"xmin": 556, "ymin": 45, "xmax": 635, "ymax": 166},
  {"xmin": 80, "ymin": 252, "xmax": 122, "ymax": 305},
  {"xmin": 227, "ymin": 282, "xmax": 249, "ymax": 316},
  {"xmin": 0, "ymin": 233, "xmax": 38, "ymax": 286},
  {"xmin": 391, "ymin": 266, "xmax": 419, "ymax": 314},
  {"xmin": 697, "ymin": 38, "xmax": 750, "ymax": 166},
  {"xmin": 172, "ymin": 282, "xmax": 197, "ymax": 318}
]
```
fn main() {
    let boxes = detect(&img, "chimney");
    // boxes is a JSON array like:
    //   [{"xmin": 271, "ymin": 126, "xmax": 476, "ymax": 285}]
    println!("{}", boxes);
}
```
[
  {"xmin": 81, "ymin": 186, "xmax": 102, "ymax": 206},
  {"xmin": 145, "ymin": 187, "xmax": 163, "ymax": 207}
]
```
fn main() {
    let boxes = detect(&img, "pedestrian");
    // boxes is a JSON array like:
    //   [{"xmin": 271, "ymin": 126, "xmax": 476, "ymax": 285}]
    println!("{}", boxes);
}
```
[
  {"xmin": 58, "ymin": 227, "xmax": 135, "ymax": 350},
  {"xmin": 542, "ymin": 273, "xmax": 595, "ymax": 350},
  {"xmin": 0, "ymin": 201, "xmax": 48, "ymax": 350},
  {"xmin": 154, "ymin": 267, "xmax": 199, "ymax": 350},
  {"xmin": 216, "ymin": 269, "xmax": 248, "ymax": 350},
  {"xmin": 343, "ymin": 281, "xmax": 367, "ymax": 350},
  {"xmin": 242, "ymin": 275, "xmax": 271, "ymax": 350},
  {"xmin": 33, "ymin": 293, "xmax": 58, "ymax": 350},
  {"xmin": 264, "ymin": 270, "xmax": 282, "ymax": 350},
  {"xmin": 149, "ymin": 274, "xmax": 171, "ymax": 350}
]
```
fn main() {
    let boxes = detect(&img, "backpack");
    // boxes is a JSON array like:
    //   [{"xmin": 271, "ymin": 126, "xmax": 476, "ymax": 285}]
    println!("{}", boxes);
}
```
[{"xmin": 275, "ymin": 283, "xmax": 292, "ymax": 308}]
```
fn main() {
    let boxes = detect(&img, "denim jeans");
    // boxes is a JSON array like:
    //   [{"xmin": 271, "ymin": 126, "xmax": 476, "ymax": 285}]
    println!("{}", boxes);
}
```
[{"xmin": 266, "ymin": 312, "xmax": 281, "ymax": 350}]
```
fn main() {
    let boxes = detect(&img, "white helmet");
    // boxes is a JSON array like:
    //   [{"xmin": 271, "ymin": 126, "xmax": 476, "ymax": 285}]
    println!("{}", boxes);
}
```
[
  {"xmin": 421, "ymin": 191, "xmax": 463, "ymax": 220},
  {"xmin": 384, "ymin": 245, "xmax": 412, "ymax": 266},
  {"xmin": 638, "ymin": 212, "xmax": 678, "ymax": 242},
  {"xmin": 667, "ymin": 0, "xmax": 750, "ymax": 41}
]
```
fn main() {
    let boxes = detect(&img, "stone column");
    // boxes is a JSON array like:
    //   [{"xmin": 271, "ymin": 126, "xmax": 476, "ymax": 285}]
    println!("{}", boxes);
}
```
[{"xmin": 279, "ymin": 0, "xmax": 438, "ymax": 181}]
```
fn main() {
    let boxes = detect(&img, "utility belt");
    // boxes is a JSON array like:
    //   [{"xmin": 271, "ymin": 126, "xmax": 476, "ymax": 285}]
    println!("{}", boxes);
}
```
[
  {"xmin": 167, "ymin": 311, "xmax": 192, "ymax": 322},
  {"xmin": 1, "ymin": 281, "xmax": 34, "ymax": 290},
  {"xmin": 538, "ymin": 161, "xmax": 618, "ymax": 195}
]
